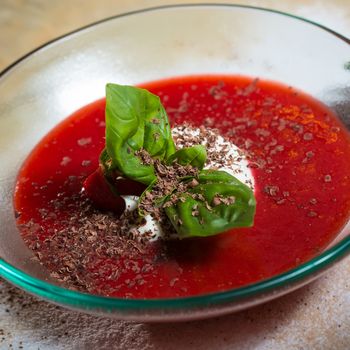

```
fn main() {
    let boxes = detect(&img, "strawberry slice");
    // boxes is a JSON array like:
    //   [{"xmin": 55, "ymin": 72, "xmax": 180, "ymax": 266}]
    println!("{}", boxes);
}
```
[
  {"xmin": 83, "ymin": 167, "xmax": 125, "ymax": 216},
  {"xmin": 83, "ymin": 167, "xmax": 147, "ymax": 216}
]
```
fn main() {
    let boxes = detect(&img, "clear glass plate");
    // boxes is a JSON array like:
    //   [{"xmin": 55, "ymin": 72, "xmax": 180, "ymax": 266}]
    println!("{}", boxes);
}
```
[{"xmin": 0, "ymin": 4, "xmax": 349, "ymax": 322}]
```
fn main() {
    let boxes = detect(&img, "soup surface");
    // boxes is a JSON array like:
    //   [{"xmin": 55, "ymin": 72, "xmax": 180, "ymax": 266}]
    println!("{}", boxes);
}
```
[{"xmin": 14, "ymin": 75, "xmax": 350, "ymax": 298}]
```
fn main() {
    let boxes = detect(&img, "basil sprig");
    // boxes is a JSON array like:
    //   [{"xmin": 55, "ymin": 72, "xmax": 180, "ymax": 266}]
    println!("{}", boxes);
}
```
[
  {"xmin": 164, "ymin": 170, "xmax": 256, "ymax": 238},
  {"xmin": 98, "ymin": 83, "xmax": 256, "ymax": 238}
]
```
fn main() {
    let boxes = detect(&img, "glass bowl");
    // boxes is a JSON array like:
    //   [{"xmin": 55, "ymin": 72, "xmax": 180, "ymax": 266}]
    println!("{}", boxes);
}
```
[{"xmin": 0, "ymin": 4, "xmax": 349, "ymax": 322}]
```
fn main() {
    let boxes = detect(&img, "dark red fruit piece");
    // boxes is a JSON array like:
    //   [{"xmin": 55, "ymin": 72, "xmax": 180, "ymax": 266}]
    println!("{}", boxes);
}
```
[{"xmin": 83, "ymin": 167, "xmax": 125, "ymax": 216}]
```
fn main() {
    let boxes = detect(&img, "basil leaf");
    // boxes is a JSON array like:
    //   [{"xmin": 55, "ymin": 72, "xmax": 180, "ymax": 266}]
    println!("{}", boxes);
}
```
[
  {"xmin": 167, "ymin": 145, "xmax": 207, "ymax": 169},
  {"xmin": 105, "ymin": 83, "xmax": 176, "ymax": 185},
  {"xmin": 164, "ymin": 170, "xmax": 256, "ymax": 238}
]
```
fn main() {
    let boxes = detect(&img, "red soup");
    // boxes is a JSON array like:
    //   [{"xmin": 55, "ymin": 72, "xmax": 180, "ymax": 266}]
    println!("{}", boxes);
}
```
[{"xmin": 14, "ymin": 75, "xmax": 350, "ymax": 298}]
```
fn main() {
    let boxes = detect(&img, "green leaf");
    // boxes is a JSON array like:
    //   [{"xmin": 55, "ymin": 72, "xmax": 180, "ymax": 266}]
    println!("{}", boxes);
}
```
[
  {"xmin": 164, "ymin": 170, "xmax": 256, "ymax": 238},
  {"xmin": 105, "ymin": 83, "xmax": 176, "ymax": 185},
  {"xmin": 167, "ymin": 145, "xmax": 207, "ymax": 169}
]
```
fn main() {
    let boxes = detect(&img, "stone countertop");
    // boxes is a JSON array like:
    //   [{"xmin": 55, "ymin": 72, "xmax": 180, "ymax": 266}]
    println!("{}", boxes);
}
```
[{"xmin": 0, "ymin": 1, "xmax": 349, "ymax": 349}]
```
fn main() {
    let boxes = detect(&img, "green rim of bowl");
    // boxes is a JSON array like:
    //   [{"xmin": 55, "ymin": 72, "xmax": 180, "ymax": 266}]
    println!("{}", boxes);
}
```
[{"xmin": 1, "ymin": 3, "xmax": 350, "ymax": 311}]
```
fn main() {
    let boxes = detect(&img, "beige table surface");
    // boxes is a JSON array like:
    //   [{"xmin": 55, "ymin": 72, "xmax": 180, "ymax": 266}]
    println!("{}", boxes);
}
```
[{"xmin": 1, "ymin": 1, "xmax": 350, "ymax": 349}]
